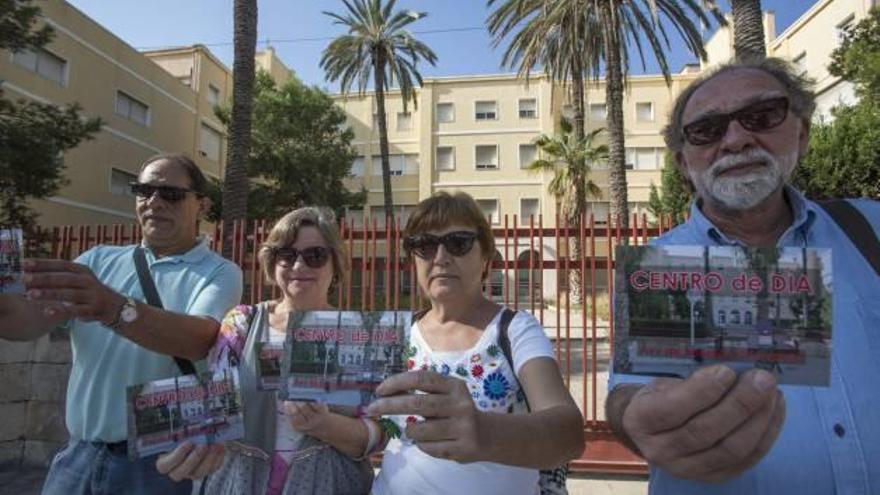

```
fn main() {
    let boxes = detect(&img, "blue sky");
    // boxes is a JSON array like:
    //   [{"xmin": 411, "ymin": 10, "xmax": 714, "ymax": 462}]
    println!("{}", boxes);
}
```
[{"xmin": 67, "ymin": 0, "xmax": 818, "ymax": 92}]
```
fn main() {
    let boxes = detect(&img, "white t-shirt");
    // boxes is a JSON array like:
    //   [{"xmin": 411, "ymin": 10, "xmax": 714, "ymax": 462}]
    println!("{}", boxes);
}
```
[{"xmin": 372, "ymin": 308, "xmax": 556, "ymax": 495}]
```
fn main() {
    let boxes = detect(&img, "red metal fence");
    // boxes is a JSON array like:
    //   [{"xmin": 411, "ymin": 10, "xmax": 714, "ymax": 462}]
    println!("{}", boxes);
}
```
[{"xmin": 32, "ymin": 212, "xmax": 675, "ymax": 474}]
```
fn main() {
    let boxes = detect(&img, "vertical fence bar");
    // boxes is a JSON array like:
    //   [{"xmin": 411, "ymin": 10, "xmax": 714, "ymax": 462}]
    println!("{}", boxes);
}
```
[
  {"xmin": 538, "ymin": 214, "xmax": 544, "ymax": 326},
  {"xmin": 580, "ymin": 212, "xmax": 587, "ymax": 422},
  {"xmin": 554, "ymin": 212, "xmax": 561, "ymax": 359},
  {"xmin": 346, "ymin": 218, "xmax": 354, "ymax": 311},
  {"xmin": 393, "ymin": 218, "xmax": 401, "ymax": 311},
  {"xmin": 563, "ymin": 214, "xmax": 571, "ymax": 389},
  {"xmin": 384, "ymin": 217, "xmax": 391, "ymax": 311},
  {"xmin": 529, "ymin": 215, "xmax": 535, "ymax": 315},
  {"xmin": 589, "ymin": 213, "xmax": 598, "ymax": 426},
  {"xmin": 503, "ymin": 214, "xmax": 509, "ymax": 308},
  {"xmin": 642, "ymin": 213, "xmax": 649, "ymax": 244},
  {"xmin": 360, "ymin": 217, "xmax": 368, "ymax": 312},
  {"xmin": 370, "ymin": 217, "xmax": 377, "ymax": 312},
  {"xmin": 513, "ymin": 214, "xmax": 519, "ymax": 311}
]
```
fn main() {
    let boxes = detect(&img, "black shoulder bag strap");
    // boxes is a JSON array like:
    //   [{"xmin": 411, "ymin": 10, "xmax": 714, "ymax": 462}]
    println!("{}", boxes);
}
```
[
  {"xmin": 497, "ymin": 308, "xmax": 531, "ymax": 410},
  {"xmin": 133, "ymin": 246, "xmax": 197, "ymax": 376},
  {"xmin": 818, "ymin": 200, "xmax": 880, "ymax": 278}
]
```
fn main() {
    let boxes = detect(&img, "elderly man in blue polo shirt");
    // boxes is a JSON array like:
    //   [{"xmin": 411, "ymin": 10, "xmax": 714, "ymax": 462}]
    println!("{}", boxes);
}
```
[
  {"xmin": 1, "ymin": 154, "xmax": 242, "ymax": 495},
  {"xmin": 606, "ymin": 58, "xmax": 880, "ymax": 494}
]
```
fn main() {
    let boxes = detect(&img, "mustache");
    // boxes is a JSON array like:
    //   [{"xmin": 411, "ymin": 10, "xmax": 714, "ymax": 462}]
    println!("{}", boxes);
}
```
[{"xmin": 708, "ymin": 149, "xmax": 778, "ymax": 178}]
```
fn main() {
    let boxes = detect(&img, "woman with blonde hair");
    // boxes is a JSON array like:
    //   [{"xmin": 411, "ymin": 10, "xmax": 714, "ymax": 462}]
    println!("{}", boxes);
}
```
[
  {"xmin": 368, "ymin": 192, "xmax": 584, "ymax": 495},
  {"xmin": 156, "ymin": 207, "xmax": 378, "ymax": 494}
]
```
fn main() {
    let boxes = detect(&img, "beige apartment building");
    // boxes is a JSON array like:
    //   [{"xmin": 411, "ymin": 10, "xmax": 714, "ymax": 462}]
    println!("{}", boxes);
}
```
[{"xmin": 0, "ymin": 0, "xmax": 872, "ymax": 238}]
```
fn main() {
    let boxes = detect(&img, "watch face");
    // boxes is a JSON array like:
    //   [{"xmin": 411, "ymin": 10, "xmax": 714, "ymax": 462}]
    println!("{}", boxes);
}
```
[{"xmin": 121, "ymin": 304, "xmax": 138, "ymax": 323}]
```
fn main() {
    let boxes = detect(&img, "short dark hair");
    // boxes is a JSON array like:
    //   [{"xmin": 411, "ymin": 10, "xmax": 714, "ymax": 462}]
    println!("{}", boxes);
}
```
[
  {"xmin": 663, "ymin": 57, "xmax": 817, "ymax": 153},
  {"xmin": 138, "ymin": 153, "xmax": 208, "ymax": 195}
]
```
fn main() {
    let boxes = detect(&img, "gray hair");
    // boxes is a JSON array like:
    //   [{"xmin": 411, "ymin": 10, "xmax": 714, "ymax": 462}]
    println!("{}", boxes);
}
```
[{"xmin": 663, "ymin": 57, "xmax": 817, "ymax": 153}]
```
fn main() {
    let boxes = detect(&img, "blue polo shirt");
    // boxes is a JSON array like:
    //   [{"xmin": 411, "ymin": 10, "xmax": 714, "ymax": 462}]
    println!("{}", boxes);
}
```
[
  {"xmin": 66, "ymin": 239, "xmax": 242, "ymax": 442},
  {"xmin": 610, "ymin": 186, "xmax": 880, "ymax": 495}
]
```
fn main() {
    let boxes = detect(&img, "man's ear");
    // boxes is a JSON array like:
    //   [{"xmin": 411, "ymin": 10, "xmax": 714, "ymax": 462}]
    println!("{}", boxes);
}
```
[
  {"xmin": 198, "ymin": 196, "xmax": 212, "ymax": 217},
  {"xmin": 797, "ymin": 118, "xmax": 811, "ymax": 159}
]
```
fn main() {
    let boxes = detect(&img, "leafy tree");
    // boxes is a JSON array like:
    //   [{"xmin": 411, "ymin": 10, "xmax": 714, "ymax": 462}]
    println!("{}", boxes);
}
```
[
  {"xmin": 793, "ymin": 101, "xmax": 880, "ymax": 200},
  {"xmin": 829, "ymin": 7, "xmax": 880, "ymax": 103},
  {"xmin": 731, "ymin": 0, "xmax": 766, "ymax": 60},
  {"xmin": 222, "ymin": 0, "xmax": 258, "ymax": 258},
  {"xmin": 647, "ymin": 151, "xmax": 691, "ymax": 225},
  {"xmin": 0, "ymin": 0, "xmax": 101, "ymax": 231},
  {"xmin": 321, "ymin": 0, "xmax": 437, "ymax": 220},
  {"xmin": 208, "ymin": 72, "xmax": 365, "ymax": 221},
  {"xmin": 792, "ymin": 8, "xmax": 880, "ymax": 200},
  {"xmin": 526, "ymin": 120, "xmax": 605, "ymax": 219}
]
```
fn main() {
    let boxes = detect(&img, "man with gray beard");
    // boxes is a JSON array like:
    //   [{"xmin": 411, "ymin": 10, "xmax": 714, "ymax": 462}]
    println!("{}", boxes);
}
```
[{"xmin": 606, "ymin": 58, "xmax": 880, "ymax": 494}]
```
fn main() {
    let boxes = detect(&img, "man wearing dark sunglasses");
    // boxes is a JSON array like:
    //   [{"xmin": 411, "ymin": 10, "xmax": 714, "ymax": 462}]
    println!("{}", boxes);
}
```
[
  {"xmin": 607, "ymin": 58, "xmax": 880, "ymax": 495},
  {"xmin": 3, "ymin": 154, "xmax": 242, "ymax": 495}
]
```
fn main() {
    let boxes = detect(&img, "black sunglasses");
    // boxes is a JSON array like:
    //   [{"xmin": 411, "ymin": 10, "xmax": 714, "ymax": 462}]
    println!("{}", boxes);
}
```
[
  {"xmin": 130, "ymin": 182, "xmax": 201, "ymax": 202},
  {"xmin": 404, "ymin": 231, "xmax": 478, "ymax": 259},
  {"xmin": 682, "ymin": 97, "xmax": 790, "ymax": 146},
  {"xmin": 274, "ymin": 246, "xmax": 331, "ymax": 269}
]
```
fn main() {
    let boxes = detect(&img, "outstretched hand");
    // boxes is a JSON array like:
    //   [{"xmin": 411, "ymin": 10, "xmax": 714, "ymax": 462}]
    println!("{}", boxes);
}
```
[
  {"xmin": 622, "ymin": 365, "xmax": 786, "ymax": 483},
  {"xmin": 285, "ymin": 401, "xmax": 332, "ymax": 434},
  {"xmin": 22, "ymin": 259, "xmax": 123, "ymax": 323},
  {"xmin": 155, "ymin": 442, "xmax": 226, "ymax": 482},
  {"xmin": 366, "ymin": 370, "xmax": 484, "ymax": 463}
]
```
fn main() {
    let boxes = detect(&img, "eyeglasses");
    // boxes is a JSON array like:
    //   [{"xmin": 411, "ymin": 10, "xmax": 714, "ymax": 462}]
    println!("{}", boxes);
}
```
[
  {"xmin": 130, "ymin": 182, "xmax": 201, "ymax": 202},
  {"xmin": 274, "ymin": 246, "xmax": 332, "ymax": 269},
  {"xmin": 682, "ymin": 97, "xmax": 790, "ymax": 146},
  {"xmin": 404, "ymin": 231, "xmax": 478, "ymax": 259}
]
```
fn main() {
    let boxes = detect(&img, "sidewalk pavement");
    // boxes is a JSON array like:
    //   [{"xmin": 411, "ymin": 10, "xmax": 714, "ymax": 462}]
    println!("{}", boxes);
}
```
[{"xmin": 2, "ymin": 466, "xmax": 648, "ymax": 495}]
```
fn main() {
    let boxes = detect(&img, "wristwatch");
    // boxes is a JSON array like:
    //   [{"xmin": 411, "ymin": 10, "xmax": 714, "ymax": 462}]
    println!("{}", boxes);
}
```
[{"xmin": 108, "ymin": 296, "xmax": 139, "ymax": 329}]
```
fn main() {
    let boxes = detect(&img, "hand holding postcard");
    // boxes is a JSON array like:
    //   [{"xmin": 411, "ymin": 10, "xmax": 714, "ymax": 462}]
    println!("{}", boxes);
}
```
[
  {"xmin": 279, "ymin": 310, "xmax": 412, "ymax": 416},
  {"xmin": 126, "ymin": 369, "xmax": 244, "ymax": 458},
  {"xmin": 613, "ymin": 245, "xmax": 832, "ymax": 386},
  {"xmin": 0, "ymin": 229, "xmax": 24, "ymax": 294}
]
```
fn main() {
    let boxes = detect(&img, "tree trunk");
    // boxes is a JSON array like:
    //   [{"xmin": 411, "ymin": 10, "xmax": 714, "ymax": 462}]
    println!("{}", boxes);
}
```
[
  {"xmin": 221, "ymin": 0, "xmax": 257, "ymax": 259},
  {"xmin": 373, "ymin": 54, "xmax": 395, "ymax": 222},
  {"xmin": 602, "ymin": 8, "xmax": 629, "ymax": 230},
  {"xmin": 569, "ymin": 62, "xmax": 587, "ymax": 301},
  {"xmin": 731, "ymin": 0, "xmax": 766, "ymax": 61}
]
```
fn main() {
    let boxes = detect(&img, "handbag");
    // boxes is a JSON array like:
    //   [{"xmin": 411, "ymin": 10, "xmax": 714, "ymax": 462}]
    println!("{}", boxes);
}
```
[
  {"xmin": 497, "ymin": 308, "xmax": 570, "ymax": 495},
  {"xmin": 133, "ymin": 246, "xmax": 197, "ymax": 375}
]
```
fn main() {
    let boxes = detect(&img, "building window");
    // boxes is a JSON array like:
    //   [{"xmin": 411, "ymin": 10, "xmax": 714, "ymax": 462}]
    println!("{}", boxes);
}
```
[
  {"xmin": 475, "ymin": 101, "xmax": 497, "ymax": 121},
  {"xmin": 109, "ymin": 168, "xmax": 137, "ymax": 197},
  {"xmin": 475, "ymin": 145, "xmax": 499, "ymax": 170},
  {"xmin": 200, "ymin": 124, "xmax": 222, "ymax": 162},
  {"xmin": 436, "ymin": 146, "xmax": 455, "ymax": 171},
  {"xmin": 13, "ymin": 47, "xmax": 67, "ymax": 85},
  {"xmin": 116, "ymin": 91, "xmax": 150, "ymax": 126},
  {"xmin": 476, "ymin": 199, "xmax": 499, "ymax": 224},
  {"xmin": 836, "ymin": 14, "xmax": 855, "ymax": 44},
  {"xmin": 793, "ymin": 52, "xmax": 807, "ymax": 74},
  {"xmin": 625, "ymin": 147, "xmax": 662, "ymax": 170},
  {"xmin": 589, "ymin": 103, "xmax": 607, "ymax": 121},
  {"xmin": 744, "ymin": 311, "xmax": 753, "ymax": 326},
  {"xmin": 717, "ymin": 310, "xmax": 726, "ymax": 325},
  {"xmin": 520, "ymin": 198, "xmax": 539, "ymax": 220},
  {"xmin": 436, "ymin": 103, "xmax": 454, "ymax": 123},
  {"xmin": 397, "ymin": 112, "xmax": 412, "ymax": 131},
  {"xmin": 350, "ymin": 156, "xmax": 365, "ymax": 177},
  {"xmin": 636, "ymin": 102, "xmax": 654, "ymax": 122},
  {"xmin": 518, "ymin": 98, "xmax": 537, "ymax": 119},
  {"xmin": 730, "ymin": 309, "xmax": 741, "ymax": 325},
  {"xmin": 207, "ymin": 84, "xmax": 220, "ymax": 105},
  {"xmin": 589, "ymin": 202, "xmax": 610, "ymax": 224},
  {"xmin": 519, "ymin": 144, "xmax": 538, "ymax": 169},
  {"xmin": 372, "ymin": 154, "xmax": 418, "ymax": 176}
]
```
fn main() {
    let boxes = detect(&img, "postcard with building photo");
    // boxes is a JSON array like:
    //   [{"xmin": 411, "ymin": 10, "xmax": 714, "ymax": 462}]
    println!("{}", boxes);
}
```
[
  {"xmin": 255, "ymin": 341, "xmax": 283, "ymax": 390},
  {"xmin": 126, "ymin": 369, "xmax": 244, "ymax": 458},
  {"xmin": 0, "ymin": 228, "xmax": 24, "ymax": 294},
  {"xmin": 613, "ymin": 245, "xmax": 833, "ymax": 386},
  {"xmin": 279, "ymin": 311, "xmax": 412, "ymax": 416}
]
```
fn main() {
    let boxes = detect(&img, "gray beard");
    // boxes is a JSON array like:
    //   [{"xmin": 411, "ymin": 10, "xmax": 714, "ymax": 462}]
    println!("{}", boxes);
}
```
[{"xmin": 691, "ymin": 149, "xmax": 786, "ymax": 211}]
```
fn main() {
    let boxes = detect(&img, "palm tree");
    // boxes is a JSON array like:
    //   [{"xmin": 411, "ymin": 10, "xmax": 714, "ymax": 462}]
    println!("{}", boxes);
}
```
[
  {"xmin": 321, "ymin": 0, "xmax": 437, "ymax": 220},
  {"xmin": 490, "ymin": 0, "xmax": 724, "ymax": 229},
  {"xmin": 731, "ymin": 0, "xmax": 766, "ymax": 60},
  {"xmin": 221, "ymin": 0, "xmax": 258, "ymax": 258},
  {"xmin": 527, "ymin": 120, "xmax": 606, "ymax": 220}
]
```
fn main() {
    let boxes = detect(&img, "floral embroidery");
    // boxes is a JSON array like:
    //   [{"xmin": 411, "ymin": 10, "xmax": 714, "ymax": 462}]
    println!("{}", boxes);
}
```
[
  {"xmin": 455, "ymin": 366, "xmax": 468, "ymax": 377},
  {"xmin": 487, "ymin": 344, "xmax": 501, "ymax": 357},
  {"xmin": 470, "ymin": 353, "xmax": 482, "ymax": 364},
  {"xmin": 379, "ymin": 418, "xmax": 402, "ymax": 439},
  {"xmin": 440, "ymin": 364, "xmax": 451, "ymax": 376},
  {"xmin": 407, "ymin": 358, "xmax": 415, "ymax": 370},
  {"xmin": 405, "ymin": 345, "xmax": 418, "ymax": 359},
  {"xmin": 488, "ymin": 361, "xmax": 499, "ymax": 369},
  {"xmin": 406, "ymin": 416, "xmax": 419, "ymax": 425},
  {"xmin": 420, "ymin": 363, "xmax": 429, "ymax": 371},
  {"xmin": 478, "ymin": 400, "xmax": 488, "ymax": 409},
  {"xmin": 471, "ymin": 364, "xmax": 484, "ymax": 379},
  {"xmin": 430, "ymin": 363, "xmax": 438, "ymax": 373},
  {"xmin": 483, "ymin": 371, "xmax": 510, "ymax": 400}
]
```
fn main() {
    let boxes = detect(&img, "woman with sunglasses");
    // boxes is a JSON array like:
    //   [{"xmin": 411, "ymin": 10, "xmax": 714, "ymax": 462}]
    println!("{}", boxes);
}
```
[
  {"xmin": 369, "ymin": 192, "xmax": 584, "ymax": 495},
  {"xmin": 156, "ymin": 207, "xmax": 377, "ymax": 494}
]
